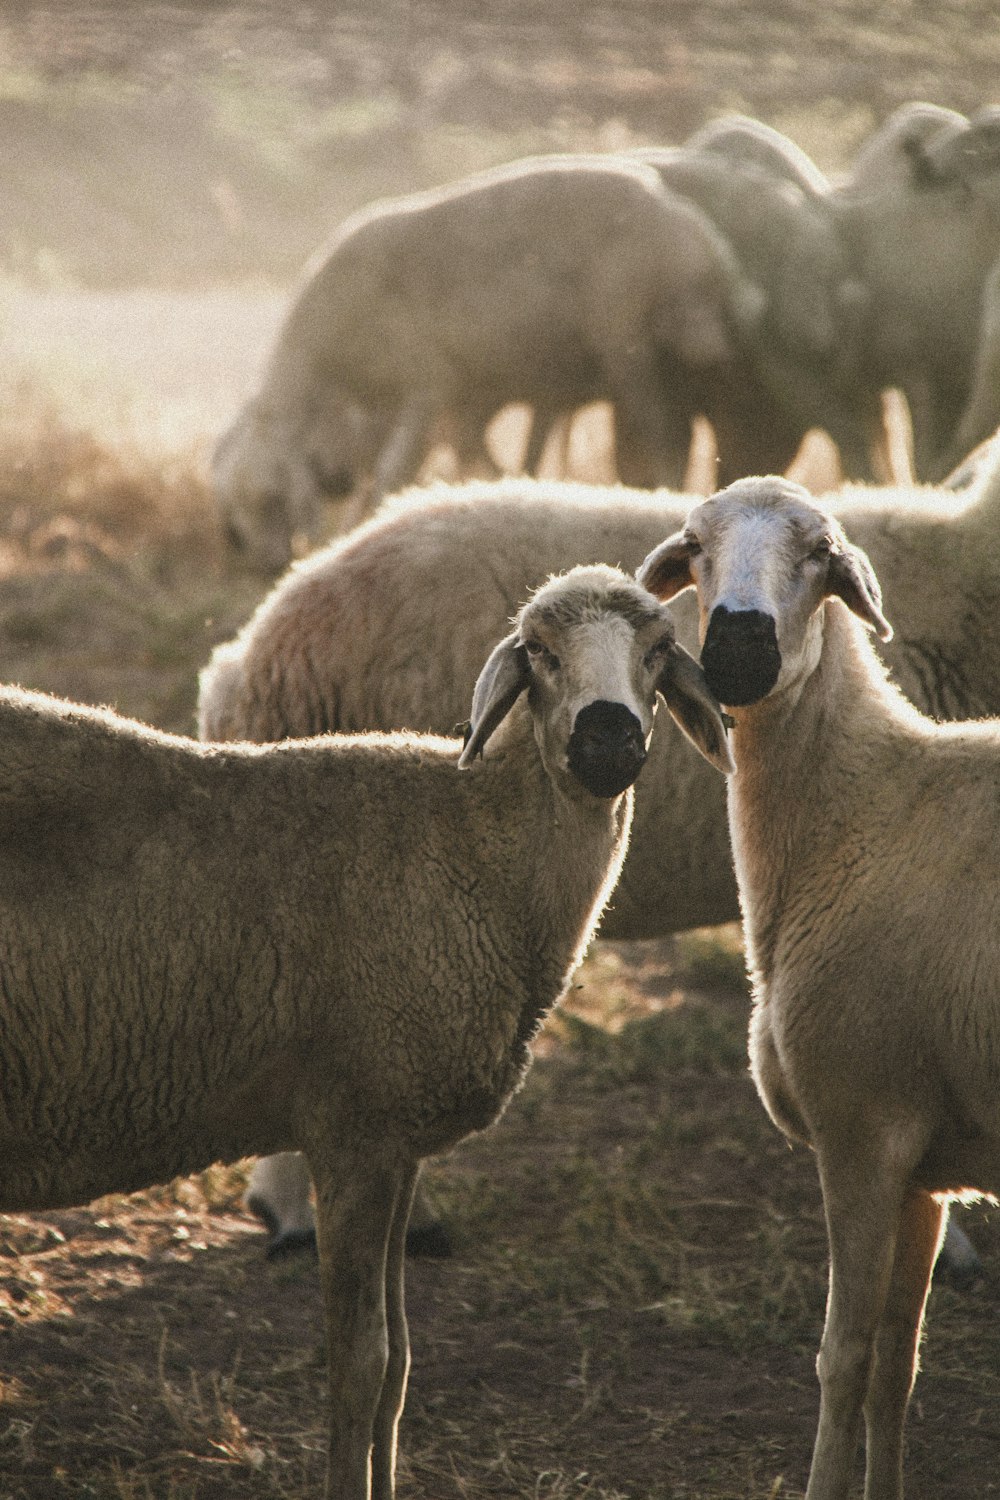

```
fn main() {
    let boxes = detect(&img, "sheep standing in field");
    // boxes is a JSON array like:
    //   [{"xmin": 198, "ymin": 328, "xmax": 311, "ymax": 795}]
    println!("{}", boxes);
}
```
[
  {"xmin": 939, "ymin": 261, "xmax": 1000, "ymax": 472},
  {"xmin": 199, "ymin": 456, "xmax": 1000, "ymax": 1274},
  {"xmin": 0, "ymin": 565, "xmax": 732, "ymax": 1497},
  {"xmin": 638, "ymin": 476, "xmax": 1000, "ymax": 1500},
  {"xmin": 832, "ymin": 104, "xmax": 1000, "ymax": 477},
  {"xmin": 907, "ymin": 105, "xmax": 1000, "ymax": 475},
  {"xmin": 627, "ymin": 145, "xmax": 879, "ymax": 482},
  {"xmin": 211, "ymin": 153, "xmax": 763, "ymax": 569}
]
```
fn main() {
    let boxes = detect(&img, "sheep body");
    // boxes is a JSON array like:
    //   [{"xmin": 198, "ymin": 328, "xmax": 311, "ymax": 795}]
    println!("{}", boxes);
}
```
[
  {"xmin": 0, "ymin": 699, "xmax": 582, "ymax": 1201},
  {"xmin": 200, "ymin": 458, "xmax": 1000, "ymax": 945},
  {"xmin": 848, "ymin": 101, "xmax": 968, "ymax": 193},
  {"xmin": 0, "ymin": 565, "xmax": 731, "ymax": 1495},
  {"xmin": 212, "ymin": 154, "xmax": 762, "ymax": 567},
  {"xmin": 832, "ymin": 104, "xmax": 1000, "ymax": 476},
  {"xmin": 683, "ymin": 113, "xmax": 832, "ymax": 196},
  {"xmin": 626, "ymin": 145, "xmax": 880, "ymax": 480},
  {"xmin": 202, "ymin": 467, "xmax": 1000, "ymax": 1271},
  {"xmin": 638, "ymin": 476, "xmax": 1000, "ymax": 1500}
]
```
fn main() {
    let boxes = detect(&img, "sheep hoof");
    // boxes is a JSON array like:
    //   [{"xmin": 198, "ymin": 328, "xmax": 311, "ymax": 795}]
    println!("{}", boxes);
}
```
[{"xmin": 405, "ymin": 1220, "xmax": 453, "ymax": 1258}]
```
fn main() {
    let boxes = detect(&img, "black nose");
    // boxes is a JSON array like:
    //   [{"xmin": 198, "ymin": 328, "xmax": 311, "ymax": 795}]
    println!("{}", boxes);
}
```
[
  {"xmin": 567, "ymin": 700, "xmax": 647, "ymax": 798},
  {"xmin": 702, "ymin": 605, "xmax": 781, "ymax": 706}
]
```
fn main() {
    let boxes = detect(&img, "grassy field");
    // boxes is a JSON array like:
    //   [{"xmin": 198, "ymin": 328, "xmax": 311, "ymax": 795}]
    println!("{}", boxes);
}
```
[{"xmin": 0, "ymin": 3, "xmax": 998, "ymax": 1496}]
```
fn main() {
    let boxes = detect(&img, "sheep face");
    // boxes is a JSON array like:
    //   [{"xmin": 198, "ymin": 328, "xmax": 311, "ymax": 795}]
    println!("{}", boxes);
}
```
[
  {"xmin": 637, "ymin": 476, "xmax": 892, "ymax": 709},
  {"xmin": 211, "ymin": 397, "xmax": 371, "ymax": 570},
  {"xmin": 459, "ymin": 565, "xmax": 734, "ymax": 790}
]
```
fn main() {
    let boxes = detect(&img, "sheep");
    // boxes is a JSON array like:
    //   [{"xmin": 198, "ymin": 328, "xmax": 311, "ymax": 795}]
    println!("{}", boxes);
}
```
[
  {"xmin": 831, "ymin": 103, "xmax": 1000, "ymax": 477},
  {"xmin": 211, "ymin": 152, "xmax": 764, "ymax": 569},
  {"xmin": 938, "ymin": 260, "xmax": 1000, "ymax": 474},
  {"xmin": 909, "ymin": 106, "xmax": 1000, "ymax": 478},
  {"xmin": 199, "ymin": 456, "xmax": 1000, "ymax": 1273},
  {"xmin": 0, "ymin": 563, "xmax": 733, "ymax": 1498},
  {"xmin": 684, "ymin": 112, "xmax": 833, "ymax": 197},
  {"xmin": 625, "ymin": 146, "xmax": 880, "ymax": 482},
  {"xmin": 637, "ymin": 474, "xmax": 1000, "ymax": 1500},
  {"xmin": 655, "ymin": 105, "xmax": 1000, "ymax": 483},
  {"xmin": 848, "ymin": 101, "xmax": 968, "ymax": 194}
]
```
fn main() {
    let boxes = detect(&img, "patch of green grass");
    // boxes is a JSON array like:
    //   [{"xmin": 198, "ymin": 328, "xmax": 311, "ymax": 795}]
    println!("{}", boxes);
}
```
[
  {"xmin": 674, "ymin": 928, "xmax": 750, "ymax": 997},
  {"xmin": 561, "ymin": 1003, "xmax": 746, "ymax": 1084}
]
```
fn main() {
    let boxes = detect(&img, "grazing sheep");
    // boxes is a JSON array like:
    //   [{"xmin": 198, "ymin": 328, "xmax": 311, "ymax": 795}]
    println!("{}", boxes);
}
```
[
  {"xmin": 211, "ymin": 153, "xmax": 763, "ymax": 569},
  {"xmin": 638, "ymin": 474, "xmax": 1000, "ymax": 1500},
  {"xmin": 200, "ymin": 455, "xmax": 1000, "ymax": 1272},
  {"xmin": 0, "ymin": 564, "xmax": 732, "ymax": 1498},
  {"xmin": 684, "ymin": 113, "xmax": 833, "ymax": 197}
]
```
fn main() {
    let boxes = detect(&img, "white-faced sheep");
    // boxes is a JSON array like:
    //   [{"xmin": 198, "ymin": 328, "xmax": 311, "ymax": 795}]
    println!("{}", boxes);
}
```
[
  {"xmin": 638, "ymin": 475, "xmax": 1000, "ymax": 1500},
  {"xmin": 211, "ymin": 153, "xmax": 763, "ymax": 569},
  {"xmin": 0, "ymin": 565, "xmax": 731, "ymax": 1497},
  {"xmin": 199, "ymin": 455, "xmax": 1000, "ymax": 1273}
]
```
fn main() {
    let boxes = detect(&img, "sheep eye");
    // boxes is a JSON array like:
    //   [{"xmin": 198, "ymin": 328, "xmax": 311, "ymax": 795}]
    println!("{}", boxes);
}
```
[
  {"xmin": 811, "ymin": 536, "xmax": 834, "ymax": 561},
  {"xmin": 683, "ymin": 533, "xmax": 702, "ymax": 556},
  {"xmin": 524, "ymin": 639, "xmax": 560, "ymax": 670},
  {"xmin": 644, "ymin": 637, "xmax": 674, "ymax": 668}
]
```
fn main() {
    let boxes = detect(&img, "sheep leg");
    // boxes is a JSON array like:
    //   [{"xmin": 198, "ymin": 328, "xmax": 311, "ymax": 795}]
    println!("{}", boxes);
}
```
[
  {"xmin": 312, "ymin": 1146, "xmax": 412, "ymax": 1500},
  {"xmin": 522, "ymin": 401, "xmax": 568, "ymax": 476},
  {"xmin": 805, "ymin": 1146, "xmax": 914, "ymax": 1500},
  {"xmin": 245, "ymin": 1151, "xmax": 448, "ymax": 1261},
  {"xmin": 444, "ymin": 405, "xmax": 502, "ymax": 477},
  {"xmin": 370, "ymin": 399, "xmax": 436, "ymax": 503},
  {"xmin": 611, "ymin": 381, "xmax": 691, "ymax": 490},
  {"xmin": 862, "ymin": 1187, "xmax": 946, "ymax": 1500},
  {"xmin": 371, "ymin": 1161, "xmax": 419, "ymax": 1500}
]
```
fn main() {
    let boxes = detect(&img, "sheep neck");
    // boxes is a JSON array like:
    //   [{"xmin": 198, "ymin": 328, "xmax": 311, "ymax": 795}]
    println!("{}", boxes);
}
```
[
  {"xmin": 726, "ymin": 601, "xmax": 907, "ymax": 992},
  {"xmin": 482, "ymin": 702, "xmax": 636, "ymax": 1047}
]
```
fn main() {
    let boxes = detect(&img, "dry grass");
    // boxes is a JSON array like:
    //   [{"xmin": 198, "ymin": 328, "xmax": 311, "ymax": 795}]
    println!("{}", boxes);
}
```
[{"xmin": 0, "ymin": 389, "xmax": 261, "ymax": 732}]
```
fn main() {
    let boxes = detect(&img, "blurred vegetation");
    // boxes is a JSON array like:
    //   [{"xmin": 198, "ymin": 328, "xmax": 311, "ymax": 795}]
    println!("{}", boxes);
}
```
[{"xmin": 0, "ymin": 392, "xmax": 260, "ymax": 729}]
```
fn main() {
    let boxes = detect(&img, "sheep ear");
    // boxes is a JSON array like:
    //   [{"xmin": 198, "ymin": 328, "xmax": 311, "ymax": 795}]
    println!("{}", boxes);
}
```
[
  {"xmin": 902, "ymin": 131, "xmax": 948, "ymax": 188},
  {"xmin": 826, "ymin": 545, "xmax": 893, "ymax": 641},
  {"xmin": 457, "ymin": 633, "xmax": 531, "ymax": 767},
  {"xmin": 636, "ymin": 533, "xmax": 698, "ymax": 601},
  {"xmin": 656, "ymin": 642, "xmax": 735, "ymax": 776}
]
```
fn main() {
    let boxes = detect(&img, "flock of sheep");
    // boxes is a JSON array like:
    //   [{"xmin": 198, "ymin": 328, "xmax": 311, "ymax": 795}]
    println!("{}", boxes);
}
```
[
  {"xmin": 5, "ymin": 100, "xmax": 1000, "ymax": 1500},
  {"xmin": 213, "ymin": 100, "xmax": 1000, "ymax": 570}
]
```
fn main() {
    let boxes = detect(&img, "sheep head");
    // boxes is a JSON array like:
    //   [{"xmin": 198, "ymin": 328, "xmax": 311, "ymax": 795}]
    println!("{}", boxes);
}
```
[
  {"xmin": 211, "ymin": 395, "xmax": 373, "ymax": 572},
  {"xmin": 638, "ymin": 477, "xmax": 892, "ymax": 709},
  {"xmin": 458, "ymin": 564, "xmax": 734, "ymax": 790}
]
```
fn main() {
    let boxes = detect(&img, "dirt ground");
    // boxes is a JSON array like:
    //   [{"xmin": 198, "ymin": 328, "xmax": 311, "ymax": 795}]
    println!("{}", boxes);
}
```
[{"xmin": 0, "ymin": 3, "xmax": 999, "ymax": 1497}]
